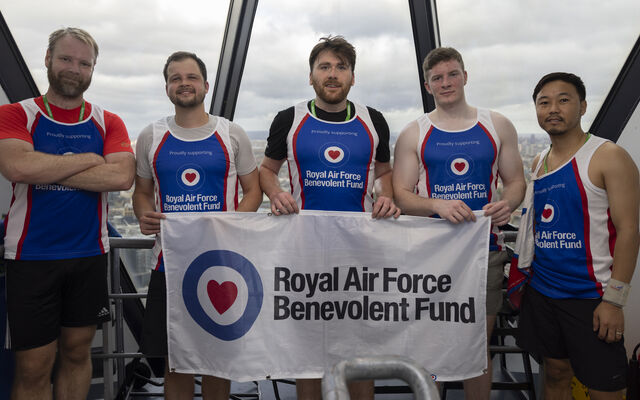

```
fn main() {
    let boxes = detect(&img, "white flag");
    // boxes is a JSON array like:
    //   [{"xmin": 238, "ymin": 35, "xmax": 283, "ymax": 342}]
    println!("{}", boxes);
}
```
[{"xmin": 161, "ymin": 211, "xmax": 490, "ymax": 382}]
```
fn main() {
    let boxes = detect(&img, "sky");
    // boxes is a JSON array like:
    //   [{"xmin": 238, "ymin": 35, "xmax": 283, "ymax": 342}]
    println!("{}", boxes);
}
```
[{"xmin": 1, "ymin": 0, "xmax": 639, "ymax": 139}]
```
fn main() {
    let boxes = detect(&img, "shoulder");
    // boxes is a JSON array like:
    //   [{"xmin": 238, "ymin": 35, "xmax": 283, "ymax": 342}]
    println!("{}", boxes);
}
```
[
  {"xmin": 592, "ymin": 140, "xmax": 636, "ymax": 171},
  {"xmin": 0, "ymin": 102, "xmax": 28, "ymax": 120},
  {"xmin": 396, "ymin": 120, "xmax": 420, "ymax": 146},
  {"xmin": 365, "ymin": 105, "xmax": 385, "ymax": 120},
  {"xmin": 488, "ymin": 110, "xmax": 517, "ymax": 142}
]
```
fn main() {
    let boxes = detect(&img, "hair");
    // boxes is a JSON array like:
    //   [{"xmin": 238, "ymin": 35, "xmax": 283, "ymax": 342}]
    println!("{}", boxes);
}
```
[
  {"xmin": 532, "ymin": 72, "xmax": 586, "ymax": 102},
  {"xmin": 422, "ymin": 47, "xmax": 464, "ymax": 80},
  {"xmin": 163, "ymin": 51, "xmax": 208, "ymax": 82},
  {"xmin": 309, "ymin": 35, "xmax": 356, "ymax": 72},
  {"xmin": 48, "ymin": 27, "xmax": 99, "ymax": 62}
]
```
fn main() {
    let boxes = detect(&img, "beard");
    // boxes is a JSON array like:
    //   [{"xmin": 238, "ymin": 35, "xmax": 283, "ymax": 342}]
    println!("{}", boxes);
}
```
[
  {"xmin": 311, "ymin": 77, "xmax": 351, "ymax": 105},
  {"xmin": 169, "ymin": 86, "xmax": 206, "ymax": 108},
  {"xmin": 47, "ymin": 64, "xmax": 91, "ymax": 99}
]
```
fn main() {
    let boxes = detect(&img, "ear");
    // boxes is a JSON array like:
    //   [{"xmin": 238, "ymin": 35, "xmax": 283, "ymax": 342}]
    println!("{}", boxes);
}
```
[
  {"xmin": 204, "ymin": 81, "xmax": 210, "ymax": 93},
  {"xmin": 424, "ymin": 81, "xmax": 433, "ymax": 95},
  {"xmin": 45, "ymin": 49, "xmax": 51, "ymax": 67},
  {"xmin": 463, "ymin": 70, "xmax": 468, "ymax": 85},
  {"xmin": 309, "ymin": 72, "xmax": 313, "ymax": 86},
  {"xmin": 165, "ymin": 84, "xmax": 169, "ymax": 96},
  {"xmin": 580, "ymin": 100, "xmax": 587, "ymax": 116},
  {"xmin": 351, "ymin": 71, "xmax": 355, "ymax": 87}
]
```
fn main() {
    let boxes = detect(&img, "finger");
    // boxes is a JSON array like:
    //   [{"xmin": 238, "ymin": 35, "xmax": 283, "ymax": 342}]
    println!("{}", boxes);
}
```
[
  {"xmin": 393, "ymin": 207, "xmax": 401, "ymax": 218},
  {"xmin": 371, "ymin": 200, "xmax": 383, "ymax": 219}
]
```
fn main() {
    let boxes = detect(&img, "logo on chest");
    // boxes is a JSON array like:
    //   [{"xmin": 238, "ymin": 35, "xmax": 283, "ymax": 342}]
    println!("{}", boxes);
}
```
[
  {"xmin": 450, "ymin": 157, "xmax": 470, "ymax": 176},
  {"xmin": 175, "ymin": 164, "xmax": 206, "ymax": 191}
]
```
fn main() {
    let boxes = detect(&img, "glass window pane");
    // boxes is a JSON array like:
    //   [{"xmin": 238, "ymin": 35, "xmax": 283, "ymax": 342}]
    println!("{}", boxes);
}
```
[
  {"xmin": 1, "ymin": 1, "xmax": 230, "ymax": 243},
  {"xmin": 234, "ymin": 1, "xmax": 424, "ymax": 151},
  {"xmin": 435, "ymin": 0, "xmax": 640, "ymax": 174}
]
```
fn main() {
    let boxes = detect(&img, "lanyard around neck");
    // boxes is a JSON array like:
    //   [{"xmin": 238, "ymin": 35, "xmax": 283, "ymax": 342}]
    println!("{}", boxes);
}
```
[
  {"xmin": 42, "ymin": 95, "xmax": 85, "ymax": 122},
  {"xmin": 310, "ymin": 99, "xmax": 351, "ymax": 121},
  {"xmin": 544, "ymin": 132, "xmax": 592, "ymax": 173}
]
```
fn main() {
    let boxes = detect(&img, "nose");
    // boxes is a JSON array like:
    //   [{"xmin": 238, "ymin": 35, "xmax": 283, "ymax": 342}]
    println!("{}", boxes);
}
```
[{"xmin": 549, "ymin": 100, "xmax": 560, "ymax": 113}]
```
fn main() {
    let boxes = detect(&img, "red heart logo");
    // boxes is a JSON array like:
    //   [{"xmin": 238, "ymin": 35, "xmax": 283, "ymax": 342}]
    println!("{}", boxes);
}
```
[
  {"xmin": 185, "ymin": 172, "xmax": 197, "ymax": 183},
  {"xmin": 542, "ymin": 208, "xmax": 552, "ymax": 219},
  {"xmin": 207, "ymin": 280, "xmax": 237, "ymax": 314},
  {"xmin": 454, "ymin": 162, "xmax": 466, "ymax": 172},
  {"xmin": 328, "ymin": 150, "xmax": 341, "ymax": 160}
]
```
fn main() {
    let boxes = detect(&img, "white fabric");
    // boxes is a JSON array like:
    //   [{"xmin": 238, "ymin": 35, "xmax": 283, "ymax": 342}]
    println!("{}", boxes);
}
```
[{"xmin": 161, "ymin": 211, "xmax": 491, "ymax": 382}]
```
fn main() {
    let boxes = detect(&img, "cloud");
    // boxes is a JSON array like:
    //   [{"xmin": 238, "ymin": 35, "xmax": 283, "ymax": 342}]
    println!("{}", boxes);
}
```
[{"xmin": 2, "ymin": 0, "xmax": 638, "ymax": 138}]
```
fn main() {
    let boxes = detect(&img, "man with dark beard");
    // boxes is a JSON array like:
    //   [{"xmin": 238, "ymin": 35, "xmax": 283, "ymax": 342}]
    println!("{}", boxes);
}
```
[
  {"xmin": 0, "ymin": 28, "xmax": 134, "ymax": 399},
  {"xmin": 133, "ymin": 51, "xmax": 262, "ymax": 400},
  {"xmin": 259, "ymin": 36, "xmax": 399, "ymax": 400}
]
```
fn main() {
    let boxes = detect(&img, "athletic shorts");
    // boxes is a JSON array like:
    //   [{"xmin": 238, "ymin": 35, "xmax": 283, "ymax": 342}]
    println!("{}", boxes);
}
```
[
  {"xmin": 486, "ymin": 250, "xmax": 508, "ymax": 316},
  {"xmin": 517, "ymin": 286, "xmax": 628, "ymax": 391},
  {"xmin": 141, "ymin": 269, "xmax": 168, "ymax": 357},
  {"xmin": 5, "ymin": 254, "xmax": 110, "ymax": 351}
]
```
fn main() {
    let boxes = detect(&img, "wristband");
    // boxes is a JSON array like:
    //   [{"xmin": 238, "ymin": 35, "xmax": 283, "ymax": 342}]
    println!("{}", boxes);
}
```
[{"xmin": 602, "ymin": 278, "xmax": 630, "ymax": 307}]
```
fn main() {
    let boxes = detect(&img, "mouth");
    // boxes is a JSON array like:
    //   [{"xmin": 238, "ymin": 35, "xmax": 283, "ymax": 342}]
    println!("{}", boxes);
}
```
[
  {"xmin": 324, "ymin": 81, "xmax": 342, "ymax": 89},
  {"xmin": 545, "ymin": 117, "xmax": 563, "ymax": 123}
]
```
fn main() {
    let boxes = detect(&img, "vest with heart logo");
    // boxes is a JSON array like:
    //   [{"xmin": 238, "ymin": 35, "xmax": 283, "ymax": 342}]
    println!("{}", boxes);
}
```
[
  {"xmin": 148, "ymin": 116, "xmax": 238, "ymax": 271},
  {"xmin": 416, "ymin": 108, "xmax": 503, "ymax": 251},
  {"xmin": 286, "ymin": 101, "xmax": 379, "ymax": 212},
  {"xmin": 530, "ymin": 135, "xmax": 614, "ymax": 299}
]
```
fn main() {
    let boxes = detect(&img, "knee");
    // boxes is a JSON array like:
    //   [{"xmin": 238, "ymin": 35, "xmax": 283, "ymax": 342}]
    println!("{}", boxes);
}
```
[
  {"xmin": 544, "ymin": 359, "xmax": 573, "ymax": 387},
  {"xmin": 58, "ymin": 342, "xmax": 91, "ymax": 365},
  {"xmin": 14, "ymin": 352, "xmax": 55, "ymax": 385}
]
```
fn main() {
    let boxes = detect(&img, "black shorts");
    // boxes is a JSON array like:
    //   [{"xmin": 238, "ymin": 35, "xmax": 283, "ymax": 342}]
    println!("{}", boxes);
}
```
[
  {"xmin": 141, "ymin": 269, "xmax": 168, "ymax": 357},
  {"xmin": 517, "ymin": 286, "xmax": 627, "ymax": 391},
  {"xmin": 6, "ymin": 254, "xmax": 110, "ymax": 351}
]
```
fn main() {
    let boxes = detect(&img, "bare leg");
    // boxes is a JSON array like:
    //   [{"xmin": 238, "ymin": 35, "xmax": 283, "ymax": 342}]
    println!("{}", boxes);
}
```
[
  {"xmin": 164, "ymin": 361, "xmax": 195, "ymax": 400},
  {"xmin": 542, "ymin": 358, "xmax": 573, "ymax": 400},
  {"xmin": 202, "ymin": 375, "xmax": 231, "ymax": 400},
  {"xmin": 463, "ymin": 314, "xmax": 497, "ymax": 400},
  {"xmin": 589, "ymin": 388, "xmax": 624, "ymax": 400},
  {"xmin": 348, "ymin": 379, "xmax": 374, "ymax": 400},
  {"xmin": 11, "ymin": 340, "xmax": 57, "ymax": 400},
  {"xmin": 54, "ymin": 325, "xmax": 96, "ymax": 400},
  {"xmin": 296, "ymin": 378, "xmax": 322, "ymax": 400}
]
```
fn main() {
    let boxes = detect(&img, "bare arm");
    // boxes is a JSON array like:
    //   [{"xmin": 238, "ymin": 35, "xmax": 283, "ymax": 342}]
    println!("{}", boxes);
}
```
[
  {"xmin": 392, "ymin": 121, "xmax": 474, "ymax": 223},
  {"xmin": 591, "ymin": 143, "xmax": 640, "ymax": 342},
  {"xmin": 0, "ymin": 138, "xmax": 104, "ymax": 184},
  {"xmin": 58, "ymin": 151, "xmax": 135, "ymax": 192},
  {"xmin": 482, "ymin": 112, "xmax": 526, "ymax": 226},
  {"xmin": 132, "ymin": 175, "xmax": 164, "ymax": 235},
  {"xmin": 259, "ymin": 156, "xmax": 298, "ymax": 215},
  {"xmin": 237, "ymin": 168, "xmax": 262, "ymax": 212},
  {"xmin": 372, "ymin": 162, "xmax": 400, "ymax": 219}
]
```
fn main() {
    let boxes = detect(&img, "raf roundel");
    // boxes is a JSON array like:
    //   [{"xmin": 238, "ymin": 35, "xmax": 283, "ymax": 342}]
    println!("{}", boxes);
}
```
[
  {"xmin": 181, "ymin": 168, "xmax": 200, "ymax": 186},
  {"xmin": 182, "ymin": 250, "xmax": 263, "ymax": 341},
  {"xmin": 450, "ymin": 157, "xmax": 469, "ymax": 176},
  {"xmin": 324, "ymin": 145, "xmax": 344, "ymax": 163},
  {"xmin": 541, "ymin": 203, "xmax": 554, "ymax": 223}
]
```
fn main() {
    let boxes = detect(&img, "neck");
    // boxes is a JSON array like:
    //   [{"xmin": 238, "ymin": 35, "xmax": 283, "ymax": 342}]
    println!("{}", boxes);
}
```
[
  {"xmin": 44, "ymin": 89, "xmax": 84, "ymax": 110},
  {"xmin": 430, "ymin": 101, "xmax": 475, "ymax": 124},
  {"xmin": 314, "ymin": 97, "xmax": 348, "ymax": 113},
  {"xmin": 174, "ymin": 104, "xmax": 209, "ymax": 128},
  {"xmin": 548, "ymin": 127, "xmax": 587, "ymax": 156}
]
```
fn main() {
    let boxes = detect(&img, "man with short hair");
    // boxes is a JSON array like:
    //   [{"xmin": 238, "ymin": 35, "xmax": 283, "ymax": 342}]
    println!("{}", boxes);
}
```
[
  {"xmin": 392, "ymin": 47, "xmax": 526, "ymax": 399},
  {"xmin": 259, "ymin": 35, "xmax": 399, "ymax": 399},
  {"xmin": 0, "ymin": 27, "xmax": 135, "ymax": 400},
  {"xmin": 517, "ymin": 72, "xmax": 638, "ymax": 399},
  {"xmin": 133, "ymin": 51, "xmax": 262, "ymax": 400}
]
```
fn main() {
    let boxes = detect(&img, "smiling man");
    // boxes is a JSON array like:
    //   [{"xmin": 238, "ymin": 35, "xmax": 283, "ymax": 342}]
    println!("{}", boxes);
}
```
[
  {"xmin": 392, "ymin": 47, "xmax": 525, "ymax": 399},
  {"xmin": 259, "ymin": 35, "xmax": 399, "ymax": 400},
  {"xmin": 517, "ymin": 72, "xmax": 639, "ymax": 399},
  {"xmin": 0, "ymin": 27, "xmax": 134, "ymax": 400},
  {"xmin": 132, "ymin": 51, "xmax": 262, "ymax": 399}
]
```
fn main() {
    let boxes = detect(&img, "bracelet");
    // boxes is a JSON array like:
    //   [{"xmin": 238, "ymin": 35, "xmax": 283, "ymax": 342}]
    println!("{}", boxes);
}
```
[{"xmin": 602, "ymin": 278, "xmax": 630, "ymax": 307}]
